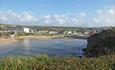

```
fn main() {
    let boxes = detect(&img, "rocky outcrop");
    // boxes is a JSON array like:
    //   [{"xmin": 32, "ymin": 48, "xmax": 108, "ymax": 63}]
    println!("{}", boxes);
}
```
[{"xmin": 84, "ymin": 28, "xmax": 115, "ymax": 57}]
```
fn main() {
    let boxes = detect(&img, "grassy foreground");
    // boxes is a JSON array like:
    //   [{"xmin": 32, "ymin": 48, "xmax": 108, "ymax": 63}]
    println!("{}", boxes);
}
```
[{"xmin": 0, "ymin": 55, "xmax": 115, "ymax": 70}]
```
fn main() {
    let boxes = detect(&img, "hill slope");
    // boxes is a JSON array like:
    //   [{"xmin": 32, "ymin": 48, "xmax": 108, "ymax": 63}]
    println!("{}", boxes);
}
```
[{"xmin": 84, "ymin": 28, "xmax": 115, "ymax": 57}]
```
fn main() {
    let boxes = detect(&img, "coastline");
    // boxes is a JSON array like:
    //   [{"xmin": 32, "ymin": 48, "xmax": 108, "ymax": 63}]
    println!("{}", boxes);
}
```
[
  {"xmin": 0, "ymin": 38, "xmax": 18, "ymax": 45},
  {"xmin": 16, "ymin": 35, "xmax": 64, "ymax": 40},
  {"xmin": 0, "ymin": 35, "xmax": 64, "ymax": 45},
  {"xmin": 0, "ymin": 35, "xmax": 87, "ymax": 45}
]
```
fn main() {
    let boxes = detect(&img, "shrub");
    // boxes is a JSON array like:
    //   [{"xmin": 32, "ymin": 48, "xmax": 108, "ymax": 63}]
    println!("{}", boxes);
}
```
[{"xmin": 0, "ymin": 54, "xmax": 115, "ymax": 70}]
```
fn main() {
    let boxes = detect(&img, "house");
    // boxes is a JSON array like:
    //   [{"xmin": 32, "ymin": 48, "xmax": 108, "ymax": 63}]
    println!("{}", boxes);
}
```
[
  {"xmin": 72, "ymin": 32, "xmax": 83, "ymax": 36},
  {"xmin": 48, "ymin": 31, "xmax": 58, "ymax": 34},
  {"xmin": 37, "ymin": 30, "xmax": 49, "ymax": 34},
  {"xmin": 3, "ymin": 27, "xmax": 23, "ymax": 32},
  {"xmin": 0, "ymin": 27, "xmax": 32, "ymax": 33},
  {"xmin": 0, "ymin": 28, "xmax": 7, "ymax": 32},
  {"xmin": 63, "ymin": 30, "xmax": 71, "ymax": 35},
  {"xmin": 84, "ymin": 32, "xmax": 90, "ymax": 35},
  {"xmin": 65, "ymin": 30, "xmax": 73, "ymax": 35},
  {"xmin": 48, "ymin": 29, "xmax": 64, "ymax": 34},
  {"xmin": 24, "ymin": 28, "xmax": 30, "ymax": 33}
]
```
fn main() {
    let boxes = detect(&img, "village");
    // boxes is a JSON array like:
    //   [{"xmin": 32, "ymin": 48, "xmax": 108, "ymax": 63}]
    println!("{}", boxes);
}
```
[{"xmin": 0, "ymin": 24, "xmax": 104, "ymax": 38}]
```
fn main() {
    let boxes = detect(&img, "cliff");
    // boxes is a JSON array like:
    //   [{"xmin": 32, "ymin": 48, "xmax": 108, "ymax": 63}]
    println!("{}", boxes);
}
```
[{"xmin": 84, "ymin": 28, "xmax": 115, "ymax": 57}]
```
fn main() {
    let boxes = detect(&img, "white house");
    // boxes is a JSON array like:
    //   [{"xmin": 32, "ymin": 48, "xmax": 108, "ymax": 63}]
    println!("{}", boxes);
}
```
[
  {"xmin": 24, "ymin": 28, "xmax": 30, "ymax": 33},
  {"xmin": 67, "ymin": 31, "xmax": 72, "ymax": 35},
  {"xmin": 49, "ymin": 31, "xmax": 58, "ymax": 34},
  {"xmin": 84, "ymin": 32, "xmax": 90, "ymax": 35}
]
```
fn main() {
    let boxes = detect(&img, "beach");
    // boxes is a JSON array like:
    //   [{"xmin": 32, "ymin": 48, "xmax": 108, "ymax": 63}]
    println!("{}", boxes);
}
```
[
  {"xmin": 0, "ymin": 35, "xmax": 64, "ymax": 45},
  {"xmin": 16, "ymin": 35, "xmax": 64, "ymax": 40},
  {"xmin": 0, "ymin": 38, "xmax": 18, "ymax": 45}
]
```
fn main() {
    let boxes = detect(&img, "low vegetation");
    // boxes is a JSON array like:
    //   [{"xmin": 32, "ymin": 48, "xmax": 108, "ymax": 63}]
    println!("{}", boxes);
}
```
[
  {"xmin": 0, "ymin": 24, "xmax": 15, "ymax": 28},
  {"xmin": 0, "ymin": 54, "xmax": 115, "ymax": 70},
  {"xmin": 84, "ymin": 29, "xmax": 115, "ymax": 57},
  {"xmin": 0, "ymin": 32, "xmax": 14, "ymax": 37},
  {"xmin": 16, "ymin": 32, "xmax": 35, "ymax": 36}
]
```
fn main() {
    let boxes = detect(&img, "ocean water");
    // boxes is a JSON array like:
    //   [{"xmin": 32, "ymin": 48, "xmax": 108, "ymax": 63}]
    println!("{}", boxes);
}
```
[{"xmin": 0, "ymin": 38, "xmax": 87, "ymax": 57}]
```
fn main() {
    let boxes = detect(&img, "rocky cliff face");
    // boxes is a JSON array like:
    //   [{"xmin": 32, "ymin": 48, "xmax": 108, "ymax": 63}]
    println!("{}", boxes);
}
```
[{"xmin": 84, "ymin": 28, "xmax": 115, "ymax": 57}]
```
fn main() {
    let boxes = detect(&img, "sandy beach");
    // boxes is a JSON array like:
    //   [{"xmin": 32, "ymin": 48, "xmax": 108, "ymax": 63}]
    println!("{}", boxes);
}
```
[
  {"xmin": 0, "ymin": 35, "xmax": 65, "ymax": 45},
  {"xmin": 0, "ymin": 38, "xmax": 18, "ymax": 45},
  {"xmin": 16, "ymin": 35, "xmax": 64, "ymax": 40}
]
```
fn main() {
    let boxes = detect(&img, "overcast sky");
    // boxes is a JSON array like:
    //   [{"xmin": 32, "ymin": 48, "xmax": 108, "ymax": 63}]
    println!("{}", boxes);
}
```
[{"xmin": 0, "ymin": 0, "xmax": 115, "ymax": 27}]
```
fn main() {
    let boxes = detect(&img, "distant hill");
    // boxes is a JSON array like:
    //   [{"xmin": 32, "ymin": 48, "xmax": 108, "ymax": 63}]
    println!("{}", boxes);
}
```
[
  {"xmin": 0, "ymin": 23, "xmax": 98, "ymax": 31},
  {"xmin": 0, "ymin": 24, "xmax": 16, "ymax": 29},
  {"xmin": 84, "ymin": 28, "xmax": 115, "ymax": 57}
]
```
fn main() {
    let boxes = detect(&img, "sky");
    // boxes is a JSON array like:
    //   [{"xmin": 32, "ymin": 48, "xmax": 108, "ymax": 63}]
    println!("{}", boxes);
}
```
[{"xmin": 0, "ymin": 0, "xmax": 115, "ymax": 27}]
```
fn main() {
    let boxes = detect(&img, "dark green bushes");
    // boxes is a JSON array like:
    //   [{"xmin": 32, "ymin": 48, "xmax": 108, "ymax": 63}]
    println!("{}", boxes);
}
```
[{"xmin": 84, "ymin": 29, "xmax": 115, "ymax": 57}]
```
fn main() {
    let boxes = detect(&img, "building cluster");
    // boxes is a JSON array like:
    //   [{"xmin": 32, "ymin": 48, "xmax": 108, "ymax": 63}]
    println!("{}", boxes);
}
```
[
  {"xmin": 0, "ymin": 26, "xmax": 103, "ymax": 36},
  {"xmin": 0, "ymin": 27, "xmax": 33, "ymax": 33}
]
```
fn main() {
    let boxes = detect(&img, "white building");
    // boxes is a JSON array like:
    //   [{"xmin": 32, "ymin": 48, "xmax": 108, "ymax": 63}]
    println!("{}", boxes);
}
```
[
  {"xmin": 49, "ymin": 31, "xmax": 58, "ymax": 34},
  {"xmin": 24, "ymin": 28, "xmax": 30, "ymax": 33},
  {"xmin": 67, "ymin": 31, "xmax": 72, "ymax": 35},
  {"xmin": 84, "ymin": 32, "xmax": 90, "ymax": 35}
]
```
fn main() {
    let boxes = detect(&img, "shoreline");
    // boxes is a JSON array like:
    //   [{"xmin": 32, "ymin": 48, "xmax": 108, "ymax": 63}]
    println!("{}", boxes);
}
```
[
  {"xmin": 0, "ymin": 38, "xmax": 18, "ymax": 45},
  {"xmin": 0, "ymin": 35, "xmax": 64, "ymax": 45},
  {"xmin": 16, "ymin": 35, "xmax": 64, "ymax": 40},
  {"xmin": 0, "ymin": 35, "xmax": 87, "ymax": 45}
]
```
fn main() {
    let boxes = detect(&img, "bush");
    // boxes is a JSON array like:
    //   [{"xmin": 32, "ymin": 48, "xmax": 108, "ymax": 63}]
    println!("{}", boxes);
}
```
[
  {"xmin": 84, "ymin": 29, "xmax": 115, "ymax": 57},
  {"xmin": 0, "ymin": 54, "xmax": 115, "ymax": 70},
  {"xmin": 0, "ymin": 32, "xmax": 14, "ymax": 37}
]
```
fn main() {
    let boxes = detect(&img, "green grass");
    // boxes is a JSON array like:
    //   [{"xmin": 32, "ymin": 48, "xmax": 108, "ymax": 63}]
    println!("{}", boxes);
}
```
[
  {"xmin": 0, "ymin": 54, "xmax": 115, "ymax": 70},
  {"xmin": 16, "ymin": 32, "xmax": 35, "ymax": 36}
]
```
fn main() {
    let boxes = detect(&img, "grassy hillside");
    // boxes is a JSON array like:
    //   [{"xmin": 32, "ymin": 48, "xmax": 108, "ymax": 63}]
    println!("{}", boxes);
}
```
[
  {"xmin": 84, "ymin": 28, "xmax": 115, "ymax": 57},
  {"xmin": 0, "ymin": 54, "xmax": 115, "ymax": 70},
  {"xmin": 0, "ymin": 24, "xmax": 16, "ymax": 29}
]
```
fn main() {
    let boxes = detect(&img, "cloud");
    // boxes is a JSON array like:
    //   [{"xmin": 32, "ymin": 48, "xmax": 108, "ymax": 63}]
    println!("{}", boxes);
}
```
[
  {"xmin": 20, "ymin": 12, "xmax": 37, "ymax": 21},
  {"xmin": 92, "ymin": 6, "xmax": 115, "ymax": 27},
  {"xmin": 0, "ymin": 10, "xmax": 86, "ymax": 26},
  {"xmin": 44, "ymin": 15, "xmax": 51, "ymax": 19},
  {"xmin": 0, "ymin": 10, "xmax": 37, "ymax": 24},
  {"xmin": 0, "ymin": 6, "xmax": 115, "ymax": 27}
]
